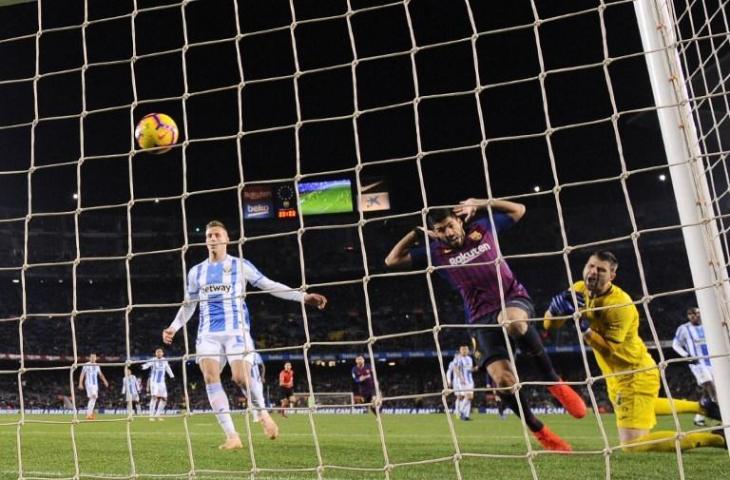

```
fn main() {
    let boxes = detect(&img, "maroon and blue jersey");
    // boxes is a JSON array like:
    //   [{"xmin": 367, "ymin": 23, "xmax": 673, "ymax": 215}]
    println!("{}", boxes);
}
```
[
  {"xmin": 410, "ymin": 214, "xmax": 530, "ymax": 324},
  {"xmin": 352, "ymin": 364, "xmax": 374, "ymax": 395}
]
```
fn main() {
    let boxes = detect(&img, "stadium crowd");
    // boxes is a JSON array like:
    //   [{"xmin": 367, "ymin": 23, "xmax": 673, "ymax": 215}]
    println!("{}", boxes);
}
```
[{"xmin": 0, "ymin": 202, "xmax": 708, "ymax": 412}]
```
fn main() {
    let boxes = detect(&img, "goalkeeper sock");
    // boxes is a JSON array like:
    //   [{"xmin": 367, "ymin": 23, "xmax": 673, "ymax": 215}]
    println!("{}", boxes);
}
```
[
  {"xmin": 625, "ymin": 430, "xmax": 725, "ymax": 452},
  {"xmin": 515, "ymin": 326, "xmax": 560, "ymax": 382},
  {"xmin": 654, "ymin": 397, "xmax": 701, "ymax": 415},
  {"xmin": 206, "ymin": 383, "xmax": 236, "ymax": 437},
  {"xmin": 86, "ymin": 398, "xmax": 96, "ymax": 417},
  {"xmin": 155, "ymin": 399, "xmax": 166, "ymax": 417},
  {"xmin": 499, "ymin": 391, "xmax": 543, "ymax": 433}
]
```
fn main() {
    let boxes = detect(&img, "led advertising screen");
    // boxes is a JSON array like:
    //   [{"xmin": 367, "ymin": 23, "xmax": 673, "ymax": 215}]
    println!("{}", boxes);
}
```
[
  {"xmin": 274, "ymin": 183, "xmax": 297, "ymax": 219},
  {"xmin": 298, "ymin": 179, "xmax": 354, "ymax": 215},
  {"xmin": 243, "ymin": 185, "xmax": 273, "ymax": 219},
  {"xmin": 359, "ymin": 179, "xmax": 391, "ymax": 212}
]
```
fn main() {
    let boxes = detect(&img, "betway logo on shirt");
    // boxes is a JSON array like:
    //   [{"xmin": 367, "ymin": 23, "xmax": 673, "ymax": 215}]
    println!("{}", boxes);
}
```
[
  {"xmin": 448, "ymin": 243, "xmax": 491, "ymax": 266},
  {"xmin": 201, "ymin": 283, "xmax": 232, "ymax": 295}
]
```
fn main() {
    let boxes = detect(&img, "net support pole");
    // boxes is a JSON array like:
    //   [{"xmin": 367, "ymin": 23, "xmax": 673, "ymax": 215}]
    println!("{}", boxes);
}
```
[{"xmin": 634, "ymin": 0, "xmax": 730, "ymax": 444}]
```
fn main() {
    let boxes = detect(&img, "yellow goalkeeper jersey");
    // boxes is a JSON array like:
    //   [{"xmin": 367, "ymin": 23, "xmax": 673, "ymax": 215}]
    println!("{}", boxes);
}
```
[{"xmin": 574, "ymin": 281, "xmax": 656, "ymax": 375}]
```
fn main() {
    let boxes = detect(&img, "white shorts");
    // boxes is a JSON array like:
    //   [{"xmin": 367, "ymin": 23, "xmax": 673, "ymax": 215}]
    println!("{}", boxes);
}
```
[
  {"xmin": 454, "ymin": 382, "xmax": 474, "ymax": 396},
  {"xmin": 86, "ymin": 385, "xmax": 98, "ymax": 398},
  {"xmin": 196, "ymin": 332, "xmax": 256, "ymax": 370},
  {"xmin": 689, "ymin": 363, "xmax": 713, "ymax": 385},
  {"xmin": 150, "ymin": 383, "xmax": 168, "ymax": 399}
]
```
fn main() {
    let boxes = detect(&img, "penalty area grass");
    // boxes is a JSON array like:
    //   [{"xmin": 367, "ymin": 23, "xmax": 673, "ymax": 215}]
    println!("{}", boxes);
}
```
[{"xmin": 0, "ymin": 412, "xmax": 727, "ymax": 480}]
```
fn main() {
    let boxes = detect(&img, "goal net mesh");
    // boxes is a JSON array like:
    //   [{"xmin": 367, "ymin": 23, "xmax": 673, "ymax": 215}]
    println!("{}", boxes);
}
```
[{"xmin": 1, "ymin": 0, "xmax": 729, "ymax": 479}]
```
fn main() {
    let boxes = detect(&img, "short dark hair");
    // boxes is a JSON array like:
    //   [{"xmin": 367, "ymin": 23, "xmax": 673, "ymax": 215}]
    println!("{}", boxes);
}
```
[
  {"xmin": 686, "ymin": 306, "xmax": 699, "ymax": 314},
  {"xmin": 426, "ymin": 208, "xmax": 457, "ymax": 228},
  {"xmin": 590, "ymin": 250, "xmax": 618, "ymax": 270},
  {"xmin": 206, "ymin": 220, "xmax": 227, "ymax": 231}
]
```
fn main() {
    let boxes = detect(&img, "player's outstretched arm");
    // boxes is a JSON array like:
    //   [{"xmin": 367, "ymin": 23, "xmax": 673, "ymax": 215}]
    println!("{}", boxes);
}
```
[
  {"xmin": 543, "ymin": 290, "xmax": 584, "ymax": 330},
  {"xmin": 303, "ymin": 293, "xmax": 327, "ymax": 310},
  {"xmin": 243, "ymin": 259, "xmax": 328, "ymax": 309},
  {"xmin": 164, "ymin": 298, "xmax": 197, "ymax": 345},
  {"xmin": 453, "ymin": 198, "xmax": 526, "ymax": 223},
  {"xmin": 581, "ymin": 328, "xmax": 614, "ymax": 358},
  {"xmin": 164, "ymin": 267, "xmax": 200, "ymax": 345},
  {"xmin": 99, "ymin": 370, "xmax": 109, "ymax": 388},
  {"xmin": 384, "ymin": 229, "xmax": 421, "ymax": 269},
  {"xmin": 78, "ymin": 370, "xmax": 85, "ymax": 390},
  {"xmin": 580, "ymin": 306, "xmax": 630, "ymax": 358},
  {"xmin": 671, "ymin": 330, "xmax": 689, "ymax": 358}
]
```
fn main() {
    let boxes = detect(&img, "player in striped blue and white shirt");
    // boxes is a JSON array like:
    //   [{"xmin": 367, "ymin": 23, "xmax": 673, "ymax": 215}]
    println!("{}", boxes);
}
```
[
  {"xmin": 77, "ymin": 353, "xmax": 109, "ymax": 420},
  {"xmin": 454, "ymin": 345, "xmax": 475, "ymax": 421},
  {"xmin": 673, "ymin": 307, "xmax": 717, "ymax": 426},
  {"xmin": 162, "ymin": 220, "xmax": 328, "ymax": 450},
  {"xmin": 446, "ymin": 356, "xmax": 461, "ymax": 416},
  {"xmin": 142, "ymin": 348, "xmax": 174, "ymax": 421},
  {"xmin": 121, "ymin": 367, "xmax": 142, "ymax": 415}
]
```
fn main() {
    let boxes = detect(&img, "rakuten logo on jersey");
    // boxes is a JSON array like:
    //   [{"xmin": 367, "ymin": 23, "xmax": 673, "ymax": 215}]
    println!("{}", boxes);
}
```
[
  {"xmin": 448, "ymin": 243, "xmax": 491, "ymax": 266},
  {"xmin": 202, "ymin": 283, "xmax": 232, "ymax": 294}
]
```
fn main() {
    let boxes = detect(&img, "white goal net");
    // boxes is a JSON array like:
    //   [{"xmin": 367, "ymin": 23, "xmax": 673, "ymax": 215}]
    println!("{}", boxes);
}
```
[{"xmin": 1, "ymin": 0, "xmax": 730, "ymax": 479}]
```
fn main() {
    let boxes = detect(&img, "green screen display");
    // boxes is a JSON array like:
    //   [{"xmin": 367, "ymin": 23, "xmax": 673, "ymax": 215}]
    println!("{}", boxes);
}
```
[{"xmin": 298, "ymin": 179, "xmax": 353, "ymax": 215}]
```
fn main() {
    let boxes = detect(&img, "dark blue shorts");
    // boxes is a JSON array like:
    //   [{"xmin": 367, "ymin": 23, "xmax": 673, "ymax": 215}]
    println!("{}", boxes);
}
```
[{"xmin": 469, "ymin": 297, "xmax": 535, "ymax": 369}]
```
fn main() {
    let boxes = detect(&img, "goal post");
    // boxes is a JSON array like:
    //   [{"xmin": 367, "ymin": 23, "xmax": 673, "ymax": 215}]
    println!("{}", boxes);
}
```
[
  {"xmin": 633, "ymin": 0, "xmax": 730, "ymax": 443},
  {"xmin": 293, "ymin": 391, "xmax": 357, "ymax": 413}
]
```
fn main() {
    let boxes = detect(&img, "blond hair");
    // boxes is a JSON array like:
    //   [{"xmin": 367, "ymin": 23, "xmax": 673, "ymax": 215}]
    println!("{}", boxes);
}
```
[{"xmin": 205, "ymin": 220, "xmax": 227, "ymax": 231}]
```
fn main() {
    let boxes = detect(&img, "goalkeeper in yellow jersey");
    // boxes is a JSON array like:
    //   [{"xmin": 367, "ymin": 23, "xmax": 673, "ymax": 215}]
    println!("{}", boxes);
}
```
[{"xmin": 544, "ymin": 251, "xmax": 724, "ymax": 452}]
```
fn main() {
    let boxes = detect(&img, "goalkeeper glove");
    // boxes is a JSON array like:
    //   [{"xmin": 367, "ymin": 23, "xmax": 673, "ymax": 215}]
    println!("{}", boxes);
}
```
[
  {"xmin": 548, "ymin": 290, "xmax": 584, "ymax": 316},
  {"xmin": 579, "ymin": 317, "xmax": 591, "ymax": 334}
]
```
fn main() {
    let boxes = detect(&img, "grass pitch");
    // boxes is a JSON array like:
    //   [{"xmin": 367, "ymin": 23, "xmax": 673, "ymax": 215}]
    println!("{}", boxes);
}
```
[{"xmin": 0, "ymin": 412, "xmax": 727, "ymax": 480}]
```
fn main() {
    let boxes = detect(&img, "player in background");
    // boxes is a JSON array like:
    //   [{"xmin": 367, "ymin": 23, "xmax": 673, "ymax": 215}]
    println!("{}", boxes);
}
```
[
  {"xmin": 446, "ymin": 355, "xmax": 460, "ymax": 416},
  {"xmin": 142, "ymin": 348, "xmax": 175, "ymax": 421},
  {"xmin": 545, "ymin": 251, "xmax": 724, "ymax": 452},
  {"xmin": 122, "ymin": 367, "xmax": 142, "ymax": 415},
  {"xmin": 454, "ymin": 345, "xmax": 475, "ymax": 421},
  {"xmin": 278, "ymin": 362, "xmax": 295, "ymax": 418},
  {"xmin": 352, "ymin": 356, "xmax": 376, "ymax": 414},
  {"xmin": 672, "ymin": 306, "xmax": 717, "ymax": 427},
  {"xmin": 163, "ymin": 220, "xmax": 327, "ymax": 449},
  {"xmin": 352, "ymin": 369, "xmax": 364, "ymax": 405},
  {"xmin": 385, "ymin": 199, "xmax": 583, "ymax": 451},
  {"xmin": 77, "ymin": 353, "xmax": 109, "ymax": 420}
]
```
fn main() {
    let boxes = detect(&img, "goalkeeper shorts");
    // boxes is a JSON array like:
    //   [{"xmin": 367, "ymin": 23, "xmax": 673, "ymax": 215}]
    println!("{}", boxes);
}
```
[{"xmin": 610, "ymin": 368, "xmax": 660, "ymax": 430}]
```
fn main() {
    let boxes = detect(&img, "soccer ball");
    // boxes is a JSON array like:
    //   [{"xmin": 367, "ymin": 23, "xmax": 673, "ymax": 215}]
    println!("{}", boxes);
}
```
[{"xmin": 135, "ymin": 113, "xmax": 179, "ymax": 154}]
